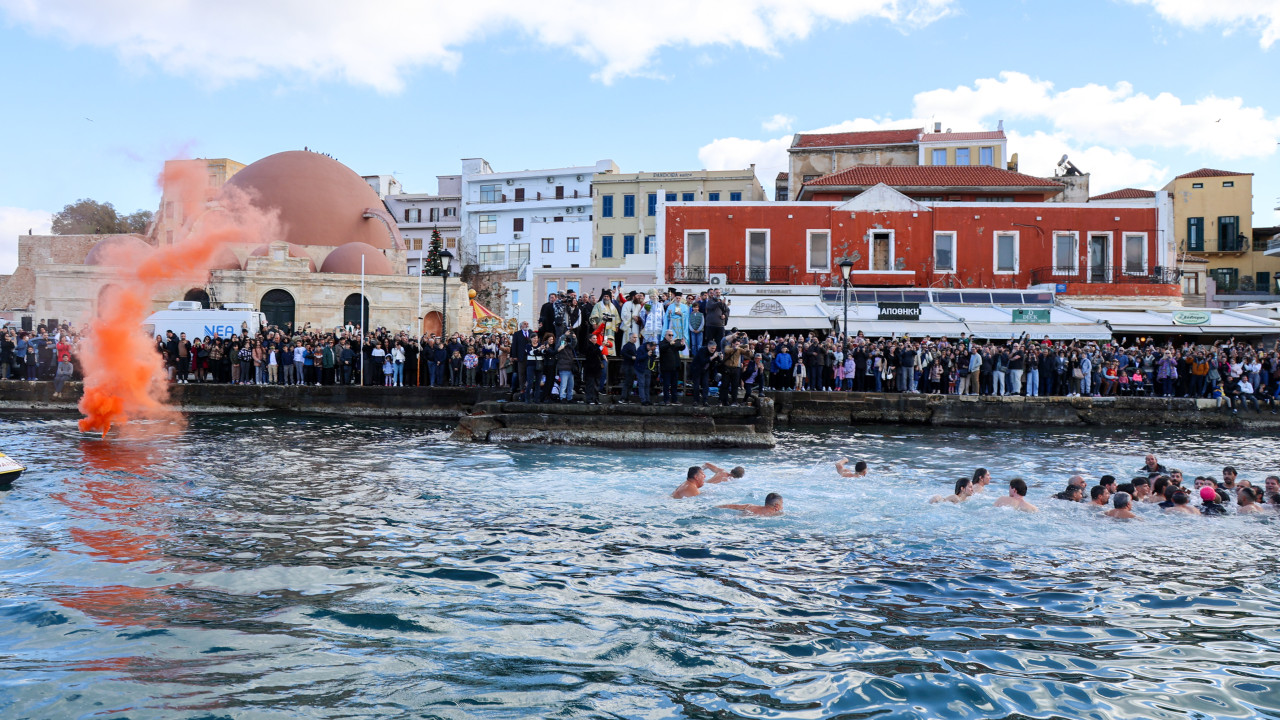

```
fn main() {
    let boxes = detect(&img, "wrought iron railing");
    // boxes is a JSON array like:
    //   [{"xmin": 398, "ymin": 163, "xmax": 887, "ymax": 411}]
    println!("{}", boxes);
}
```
[
  {"xmin": 1030, "ymin": 265, "xmax": 1180, "ymax": 285},
  {"xmin": 668, "ymin": 264, "xmax": 799, "ymax": 284}
]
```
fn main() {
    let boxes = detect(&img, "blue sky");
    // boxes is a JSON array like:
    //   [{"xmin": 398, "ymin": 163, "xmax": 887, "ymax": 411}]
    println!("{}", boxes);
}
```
[{"xmin": 2, "ymin": 0, "xmax": 1278, "ymax": 273}]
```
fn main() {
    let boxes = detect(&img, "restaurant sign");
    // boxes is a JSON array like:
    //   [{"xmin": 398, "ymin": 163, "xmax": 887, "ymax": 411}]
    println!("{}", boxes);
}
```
[
  {"xmin": 1172, "ymin": 310, "xmax": 1210, "ymax": 326},
  {"xmin": 878, "ymin": 302, "xmax": 921, "ymax": 321},
  {"xmin": 1012, "ymin": 308, "xmax": 1051, "ymax": 324}
]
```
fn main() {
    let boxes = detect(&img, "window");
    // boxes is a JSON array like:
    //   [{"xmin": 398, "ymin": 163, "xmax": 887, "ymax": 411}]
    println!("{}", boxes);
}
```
[
  {"xmin": 601, "ymin": 235, "xmax": 614, "ymax": 258},
  {"xmin": 977, "ymin": 196, "xmax": 1014, "ymax": 202},
  {"xmin": 730, "ymin": 192, "xmax": 742, "ymax": 202},
  {"xmin": 1053, "ymin": 232, "xmax": 1077, "ymax": 274},
  {"xmin": 955, "ymin": 148, "xmax": 971, "ymax": 165},
  {"xmin": 994, "ymin": 232, "xmax": 1018, "ymax": 273},
  {"xmin": 444, "ymin": 207, "xmax": 456, "ymax": 217},
  {"xmin": 601, "ymin": 195, "xmax": 614, "ymax": 217},
  {"xmin": 644, "ymin": 235, "xmax": 655, "ymax": 254},
  {"xmin": 478, "ymin": 214, "xmax": 496, "ymax": 234},
  {"xmin": 980, "ymin": 146, "xmax": 994, "ymax": 166},
  {"xmin": 647, "ymin": 193, "xmax": 657, "ymax": 216},
  {"xmin": 410, "ymin": 237, "xmax": 423, "ymax": 250},
  {"xmin": 708, "ymin": 192, "xmax": 720, "ymax": 202},
  {"xmin": 623, "ymin": 235, "xmax": 635, "ymax": 255},
  {"xmin": 931, "ymin": 148, "xmax": 946, "ymax": 165},
  {"xmin": 514, "ymin": 188, "xmax": 525, "ymax": 202},
  {"xmin": 510, "ymin": 243, "xmax": 530, "ymax": 266},
  {"xmin": 567, "ymin": 237, "xmax": 580, "ymax": 252},
  {"xmin": 513, "ymin": 217, "xmax": 524, "ymax": 232},
  {"xmin": 1123, "ymin": 233, "xmax": 1146, "ymax": 274},
  {"xmin": 623, "ymin": 194, "xmax": 635, "ymax": 217},
  {"xmin": 403, "ymin": 208, "xmax": 421, "ymax": 222},
  {"xmin": 511, "ymin": 290, "xmax": 519, "ymax": 306},
  {"xmin": 445, "ymin": 237, "xmax": 457, "ymax": 249},
  {"xmin": 479, "ymin": 245, "xmax": 505, "ymax": 267},
  {"xmin": 553, "ymin": 217, "xmax": 563, "ymax": 223},
  {"xmin": 665, "ymin": 192, "xmax": 677, "ymax": 202},
  {"xmin": 1210, "ymin": 268, "xmax": 1238, "ymax": 292},
  {"xmin": 933, "ymin": 232, "xmax": 955, "ymax": 272},
  {"xmin": 546, "ymin": 281, "xmax": 557, "ymax": 296},
  {"xmin": 541, "ymin": 238, "xmax": 554, "ymax": 253},
  {"xmin": 776, "ymin": 189, "xmax": 788, "ymax": 201},
  {"xmin": 479, "ymin": 184, "xmax": 499, "ymax": 202},
  {"xmin": 565, "ymin": 280, "xmax": 580, "ymax": 294},
  {"xmin": 808, "ymin": 231, "xmax": 831, "ymax": 273},
  {"xmin": 1187, "ymin": 217, "xmax": 1204, "ymax": 251},
  {"xmin": 802, "ymin": 175, "xmax": 818, "ymax": 183},
  {"xmin": 871, "ymin": 231, "xmax": 893, "ymax": 271},
  {"xmin": 432, "ymin": 208, "xmax": 442, "ymax": 222},
  {"xmin": 747, "ymin": 230, "xmax": 769, "ymax": 280},
  {"xmin": 1218, "ymin": 216, "xmax": 1241, "ymax": 251},
  {"xmin": 1257, "ymin": 272, "xmax": 1272, "ymax": 293},
  {"xmin": 555, "ymin": 186, "xmax": 564, "ymax": 199},
  {"xmin": 686, "ymin": 231, "xmax": 708, "ymax": 268},
  {"xmin": 1192, "ymin": 182, "xmax": 1204, "ymax": 189},
  {"xmin": 682, "ymin": 192, "xmax": 695, "ymax": 202},
  {"xmin": 1223, "ymin": 181, "xmax": 1235, "ymax": 188}
]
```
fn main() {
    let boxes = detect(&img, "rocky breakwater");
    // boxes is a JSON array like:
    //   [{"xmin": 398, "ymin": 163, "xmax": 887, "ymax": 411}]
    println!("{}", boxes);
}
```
[{"xmin": 450, "ymin": 398, "xmax": 777, "ymax": 449}]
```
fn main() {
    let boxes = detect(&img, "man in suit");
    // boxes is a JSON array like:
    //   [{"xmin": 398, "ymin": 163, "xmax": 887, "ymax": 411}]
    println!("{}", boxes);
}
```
[
  {"xmin": 538, "ymin": 292, "xmax": 558, "ymax": 339},
  {"xmin": 510, "ymin": 321, "xmax": 534, "ymax": 399}
]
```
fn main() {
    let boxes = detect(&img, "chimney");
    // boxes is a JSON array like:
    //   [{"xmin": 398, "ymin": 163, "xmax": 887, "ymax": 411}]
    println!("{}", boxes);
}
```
[{"xmin": 933, "ymin": 121, "xmax": 941, "ymax": 133}]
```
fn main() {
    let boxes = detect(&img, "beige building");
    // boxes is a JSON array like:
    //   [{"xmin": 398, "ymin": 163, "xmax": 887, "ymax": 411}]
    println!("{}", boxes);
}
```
[
  {"xmin": 591, "ymin": 168, "xmax": 764, "ymax": 268},
  {"xmin": 1163, "ymin": 168, "xmax": 1275, "ymax": 303},
  {"xmin": 152, "ymin": 158, "xmax": 245, "ymax": 246}
]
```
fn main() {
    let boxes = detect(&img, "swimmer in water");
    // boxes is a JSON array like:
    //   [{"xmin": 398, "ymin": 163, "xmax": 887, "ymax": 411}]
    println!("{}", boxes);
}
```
[
  {"xmin": 718, "ymin": 492, "xmax": 784, "ymax": 516},
  {"xmin": 836, "ymin": 458, "xmax": 868, "ymax": 478},
  {"xmin": 1104, "ymin": 491, "xmax": 1138, "ymax": 519},
  {"xmin": 930, "ymin": 477, "xmax": 974, "ymax": 504},
  {"xmin": 1089, "ymin": 485, "xmax": 1111, "ymax": 508},
  {"xmin": 1237, "ymin": 487, "xmax": 1263, "ymax": 514},
  {"xmin": 703, "ymin": 462, "xmax": 744, "ymax": 484},
  {"xmin": 1166, "ymin": 490, "xmax": 1199, "ymax": 515},
  {"xmin": 1054, "ymin": 484, "xmax": 1084, "ymax": 502},
  {"xmin": 970, "ymin": 468, "xmax": 992, "ymax": 493},
  {"xmin": 992, "ymin": 478, "xmax": 1039, "ymax": 513},
  {"xmin": 672, "ymin": 466, "xmax": 706, "ymax": 499},
  {"xmin": 1199, "ymin": 486, "xmax": 1228, "ymax": 515}
]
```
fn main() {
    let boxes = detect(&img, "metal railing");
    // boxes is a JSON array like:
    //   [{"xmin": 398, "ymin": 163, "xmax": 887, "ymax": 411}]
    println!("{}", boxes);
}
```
[
  {"xmin": 471, "ymin": 190, "xmax": 586, "ymax": 204},
  {"xmin": 1030, "ymin": 265, "xmax": 1180, "ymax": 285},
  {"xmin": 668, "ymin": 264, "xmax": 798, "ymax": 284}
]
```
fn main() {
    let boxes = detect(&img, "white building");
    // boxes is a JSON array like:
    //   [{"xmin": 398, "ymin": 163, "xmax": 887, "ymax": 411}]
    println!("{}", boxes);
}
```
[
  {"xmin": 361, "ymin": 174, "xmax": 403, "ymax": 199},
  {"xmin": 384, "ymin": 175, "xmax": 462, "ymax": 276},
  {"xmin": 459, "ymin": 158, "xmax": 619, "ymax": 322}
]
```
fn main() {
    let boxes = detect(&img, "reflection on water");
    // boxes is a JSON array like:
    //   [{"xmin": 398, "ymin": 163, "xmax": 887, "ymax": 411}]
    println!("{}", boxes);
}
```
[{"xmin": 1, "ymin": 415, "xmax": 1279, "ymax": 719}]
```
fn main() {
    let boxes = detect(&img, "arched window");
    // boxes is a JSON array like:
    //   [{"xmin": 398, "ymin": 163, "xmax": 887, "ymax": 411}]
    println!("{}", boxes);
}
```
[
  {"xmin": 343, "ymin": 293, "xmax": 369, "ymax": 329},
  {"xmin": 422, "ymin": 311, "xmax": 443, "ymax": 337},
  {"xmin": 184, "ymin": 288, "xmax": 211, "ymax": 309},
  {"xmin": 261, "ymin": 289, "xmax": 296, "ymax": 330}
]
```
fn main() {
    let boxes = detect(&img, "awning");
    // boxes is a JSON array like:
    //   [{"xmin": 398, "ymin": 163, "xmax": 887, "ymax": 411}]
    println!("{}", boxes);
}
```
[
  {"xmin": 840, "ymin": 320, "xmax": 966, "ymax": 338},
  {"xmin": 731, "ymin": 296, "xmax": 835, "ymax": 332},
  {"xmin": 1085, "ymin": 309, "xmax": 1280, "ymax": 336}
]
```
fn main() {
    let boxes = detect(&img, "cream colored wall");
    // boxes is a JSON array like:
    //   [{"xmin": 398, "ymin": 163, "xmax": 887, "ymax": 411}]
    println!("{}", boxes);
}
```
[
  {"xmin": 921, "ymin": 144, "xmax": 1005, "ymax": 166},
  {"xmin": 1165, "ymin": 174, "xmax": 1276, "ymax": 287}
]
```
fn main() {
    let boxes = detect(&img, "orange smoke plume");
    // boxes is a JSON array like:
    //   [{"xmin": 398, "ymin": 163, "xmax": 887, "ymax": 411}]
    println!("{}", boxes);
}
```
[{"xmin": 77, "ymin": 159, "xmax": 280, "ymax": 437}]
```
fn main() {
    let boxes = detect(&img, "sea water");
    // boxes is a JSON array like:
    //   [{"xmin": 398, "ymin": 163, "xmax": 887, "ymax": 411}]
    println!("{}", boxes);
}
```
[{"xmin": 0, "ymin": 415, "xmax": 1278, "ymax": 719}]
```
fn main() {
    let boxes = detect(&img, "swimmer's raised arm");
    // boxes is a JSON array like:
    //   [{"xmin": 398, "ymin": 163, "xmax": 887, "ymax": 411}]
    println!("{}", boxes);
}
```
[{"xmin": 836, "ymin": 458, "xmax": 855, "ymax": 478}]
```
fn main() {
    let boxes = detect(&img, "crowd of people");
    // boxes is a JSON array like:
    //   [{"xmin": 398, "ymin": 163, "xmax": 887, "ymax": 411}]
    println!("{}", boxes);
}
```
[{"xmin": 4, "ymin": 286, "xmax": 1280, "ymax": 413}]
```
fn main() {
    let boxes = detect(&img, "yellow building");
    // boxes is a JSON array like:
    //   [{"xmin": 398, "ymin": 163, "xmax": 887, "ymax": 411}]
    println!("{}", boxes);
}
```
[
  {"xmin": 1163, "ymin": 168, "xmax": 1277, "ymax": 302},
  {"xmin": 591, "ymin": 168, "xmax": 765, "ymax": 269},
  {"xmin": 917, "ymin": 130, "xmax": 1007, "ymax": 169}
]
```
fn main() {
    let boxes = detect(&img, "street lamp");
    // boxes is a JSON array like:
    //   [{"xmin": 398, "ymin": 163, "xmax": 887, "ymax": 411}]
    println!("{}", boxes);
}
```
[
  {"xmin": 839, "ymin": 258, "xmax": 854, "ymax": 351},
  {"xmin": 439, "ymin": 249, "xmax": 454, "ymax": 339}
]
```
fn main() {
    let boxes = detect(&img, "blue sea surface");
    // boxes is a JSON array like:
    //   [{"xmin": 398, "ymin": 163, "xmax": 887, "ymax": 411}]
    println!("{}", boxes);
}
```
[{"xmin": 0, "ymin": 415, "xmax": 1278, "ymax": 719}]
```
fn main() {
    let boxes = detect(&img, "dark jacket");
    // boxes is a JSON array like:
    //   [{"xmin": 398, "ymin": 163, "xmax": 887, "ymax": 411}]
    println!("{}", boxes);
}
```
[
  {"xmin": 538, "ymin": 302, "xmax": 556, "ymax": 337},
  {"xmin": 659, "ymin": 338, "xmax": 685, "ymax": 372},
  {"xmin": 581, "ymin": 341, "xmax": 603, "ymax": 375},
  {"xmin": 705, "ymin": 298, "xmax": 729, "ymax": 329},
  {"xmin": 511, "ymin": 328, "xmax": 534, "ymax": 361}
]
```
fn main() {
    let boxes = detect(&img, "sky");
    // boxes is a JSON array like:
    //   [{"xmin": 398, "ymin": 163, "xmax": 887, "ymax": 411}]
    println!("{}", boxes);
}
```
[{"xmin": 2, "ymin": 0, "xmax": 1279, "ymax": 274}]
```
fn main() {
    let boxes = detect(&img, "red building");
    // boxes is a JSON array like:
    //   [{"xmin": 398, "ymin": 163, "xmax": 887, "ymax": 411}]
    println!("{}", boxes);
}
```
[{"xmin": 660, "ymin": 184, "xmax": 1178, "ymax": 299}]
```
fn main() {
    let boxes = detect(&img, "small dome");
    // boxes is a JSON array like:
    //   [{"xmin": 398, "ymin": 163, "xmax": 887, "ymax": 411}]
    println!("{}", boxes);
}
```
[
  {"xmin": 319, "ymin": 242, "xmax": 394, "ymax": 275},
  {"xmin": 209, "ymin": 247, "xmax": 242, "ymax": 271},
  {"xmin": 84, "ymin": 235, "xmax": 152, "ymax": 266},
  {"xmin": 248, "ymin": 242, "xmax": 316, "ymax": 271}
]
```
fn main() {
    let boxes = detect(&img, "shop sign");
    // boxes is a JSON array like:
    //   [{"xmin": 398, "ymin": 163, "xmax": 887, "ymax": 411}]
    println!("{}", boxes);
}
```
[{"xmin": 878, "ymin": 302, "xmax": 920, "ymax": 321}]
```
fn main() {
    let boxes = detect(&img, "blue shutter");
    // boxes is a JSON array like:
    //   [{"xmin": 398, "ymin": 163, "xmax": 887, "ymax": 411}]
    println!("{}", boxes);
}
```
[
  {"xmin": 682, "ymin": 192, "xmax": 694, "ymax": 202},
  {"xmin": 644, "ymin": 235, "xmax": 654, "ymax": 254},
  {"xmin": 729, "ymin": 192, "xmax": 742, "ymax": 201},
  {"xmin": 623, "ymin": 195, "xmax": 635, "ymax": 217},
  {"xmin": 665, "ymin": 192, "xmax": 677, "ymax": 202},
  {"xmin": 601, "ymin": 236, "xmax": 613, "ymax": 258},
  {"xmin": 708, "ymin": 192, "xmax": 720, "ymax": 201},
  {"xmin": 647, "ymin": 193, "xmax": 657, "ymax": 216},
  {"xmin": 602, "ymin": 195, "xmax": 613, "ymax": 217},
  {"xmin": 1187, "ymin": 217, "xmax": 1203, "ymax": 252},
  {"xmin": 623, "ymin": 235, "xmax": 635, "ymax": 255}
]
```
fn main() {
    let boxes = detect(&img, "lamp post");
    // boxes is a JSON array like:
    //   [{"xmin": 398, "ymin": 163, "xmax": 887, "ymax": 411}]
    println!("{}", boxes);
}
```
[
  {"xmin": 839, "ymin": 258, "xmax": 854, "ymax": 351},
  {"xmin": 439, "ymin": 249, "xmax": 454, "ymax": 339}
]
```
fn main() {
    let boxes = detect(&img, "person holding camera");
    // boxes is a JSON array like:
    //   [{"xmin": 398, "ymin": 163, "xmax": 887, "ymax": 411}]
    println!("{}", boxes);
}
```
[
  {"xmin": 658, "ymin": 329, "xmax": 686, "ymax": 404},
  {"xmin": 690, "ymin": 340, "xmax": 720, "ymax": 406},
  {"xmin": 704, "ymin": 289, "xmax": 729, "ymax": 349},
  {"xmin": 720, "ymin": 331, "xmax": 747, "ymax": 406}
]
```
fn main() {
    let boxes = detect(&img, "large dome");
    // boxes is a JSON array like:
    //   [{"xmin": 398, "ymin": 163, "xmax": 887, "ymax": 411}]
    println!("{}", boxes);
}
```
[
  {"xmin": 319, "ymin": 242, "xmax": 394, "ymax": 275},
  {"xmin": 84, "ymin": 235, "xmax": 152, "ymax": 266},
  {"xmin": 220, "ymin": 151, "xmax": 403, "ymax": 250}
]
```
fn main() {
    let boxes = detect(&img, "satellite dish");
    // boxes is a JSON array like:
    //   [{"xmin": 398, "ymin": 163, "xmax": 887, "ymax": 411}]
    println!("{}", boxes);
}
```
[{"xmin": 1058, "ymin": 154, "xmax": 1069, "ymax": 166}]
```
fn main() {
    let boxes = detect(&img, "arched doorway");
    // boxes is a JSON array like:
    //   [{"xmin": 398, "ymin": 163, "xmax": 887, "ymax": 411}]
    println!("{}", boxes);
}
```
[
  {"xmin": 343, "ymin": 293, "xmax": 369, "ymax": 330},
  {"xmin": 260, "ymin": 289, "xmax": 296, "ymax": 331},
  {"xmin": 184, "ymin": 288, "xmax": 211, "ymax": 309},
  {"xmin": 422, "ymin": 311, "xmax": 442, "ymax": 337}
]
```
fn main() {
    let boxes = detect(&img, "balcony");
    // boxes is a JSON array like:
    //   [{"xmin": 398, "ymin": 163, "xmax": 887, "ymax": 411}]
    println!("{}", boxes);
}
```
[
  {"xmin": 1030, "ymin": 265, "xmax": 1181, "ymax": 286},
  {"xmin": 669, "ymin": 264, "xmax": 799, "ymax": 284},
  {"xmin": 471, "ymin": 189, "xmax": 586, "ymax": 205}
]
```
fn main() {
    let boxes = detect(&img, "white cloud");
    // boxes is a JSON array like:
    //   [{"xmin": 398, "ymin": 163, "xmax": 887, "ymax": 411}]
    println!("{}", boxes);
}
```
[
  {"xmin": 1007, "ymin": 131, "xmax": 1168, "ymax": 193},
  {"xmin": 912, "ymin": 72, "xmax": 1280, "ymax": 160},
  {"xmin": 0, "ymin": 0, "xmax": 954, "ymax": 91},
  {"xmin": 698, "ymin": 135, "xmax": 791, "ymax": 198},
  {"xmin": 762, "ymin": 114, "xmax": 796, "ymax": 132},
  {"xmin": 1129, "ymin": 0, "xmax": 1280, "ymax": 48},
  {"xmin": 0, "ymin": 207, "xmax": 52, "ymax": 274}
]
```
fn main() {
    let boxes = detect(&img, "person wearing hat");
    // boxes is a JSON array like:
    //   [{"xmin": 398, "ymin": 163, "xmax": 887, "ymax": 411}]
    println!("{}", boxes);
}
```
[
  {"xmin": 1199, "ymin": 486, "xmax": 1228, "ymax": 515},
  {"xmin": 664, "ymin": 290, "xmax": 690, "ymax": 358}
]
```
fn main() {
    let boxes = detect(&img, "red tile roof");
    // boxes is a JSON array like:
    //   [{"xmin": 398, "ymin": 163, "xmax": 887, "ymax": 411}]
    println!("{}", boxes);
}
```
[
  {"xmin": 792, "ymin": 128, "xmax": 922, "ymax": 149},
  {"xmin": 1175, "ymin": 168, "xmax": 1251, "ymax": 179},
  {"xmin": 918, "ymin": 131, "xmax": 1005, "ymax": 143},
  {"xmin": 1090, "ymin": 188, "xmax": 1156, "ymax": 200},
  {"xmin": 775, "ymin": 172, "xmax": 788, "ymax": 181},
  {"xmin": 804, "ymin": 165, "xmax": 1064, "ymax": 189}
]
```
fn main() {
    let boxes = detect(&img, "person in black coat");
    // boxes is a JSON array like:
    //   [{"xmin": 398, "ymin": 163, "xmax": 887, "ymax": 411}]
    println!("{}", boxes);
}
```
[
  {"xmin": 510, "ymin": 321, "xmax": 534, "ymax": 398},
  {"xmin": 619, "ymin": 334, "xmax": 638, "ymax": 403},
  {"xmin": 689, "ymin": 340, "xmax": 720, "ymax": 406},
  {"xmin": 658, "ymin": 330, "xmax": 685, "ymax": 404},
  {"xmin": 581, "ymin": 338, "xmax": 603, "ymax": 404},
  {"xmin": 538, "ymin": 292, "xmax": 558, "ymax": 339}
]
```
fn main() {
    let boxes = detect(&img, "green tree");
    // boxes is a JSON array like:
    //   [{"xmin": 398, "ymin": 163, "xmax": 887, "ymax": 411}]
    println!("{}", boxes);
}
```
[
  {"xmin": 422, "ymin": 227, "xmax": 444, "ymax": 275},
  {"xmin": 51, "ymin": 199, "xmax": 154, "ymax": 235}
]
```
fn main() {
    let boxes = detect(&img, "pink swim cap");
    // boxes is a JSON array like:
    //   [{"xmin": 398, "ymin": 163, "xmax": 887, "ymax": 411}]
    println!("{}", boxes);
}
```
[{"xmin": 1200, "ymin": 486, "xmax": 1217, "ymax": 502}]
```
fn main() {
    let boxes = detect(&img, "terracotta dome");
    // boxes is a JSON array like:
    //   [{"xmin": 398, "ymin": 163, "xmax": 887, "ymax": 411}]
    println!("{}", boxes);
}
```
[
  {"xmin": 248, "ymin": 242, "xmax": 316, "ymax": 271},
  {"xmin": 319, "ymin": 242, "xmax": 394, "ymax": 275},
  {"xmin": 84, "ymin": 235, "xmax": 153, "ymax": 266},
  {"xmin": 208, "ymin": 247, "xmax": 242, "ymax": 271},
  {"xmin": 220, "ymin": 151, "xmax": 403, "ymax": 250}
]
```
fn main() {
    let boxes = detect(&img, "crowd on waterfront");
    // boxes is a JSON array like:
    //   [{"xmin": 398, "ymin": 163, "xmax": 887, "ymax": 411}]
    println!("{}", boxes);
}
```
[{"xmin": 4, "ymin": 287, "xmax": 1279, "ymax": 411}]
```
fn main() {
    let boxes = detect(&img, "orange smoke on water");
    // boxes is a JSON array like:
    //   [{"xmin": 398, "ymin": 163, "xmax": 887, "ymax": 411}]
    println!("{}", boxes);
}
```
[{"xmin": 77, "ymin": 160, "xmax": 281, "ymax": 438}]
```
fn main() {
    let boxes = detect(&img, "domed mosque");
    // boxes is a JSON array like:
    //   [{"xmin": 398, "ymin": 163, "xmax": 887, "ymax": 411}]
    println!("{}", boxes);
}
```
[{"xmin": 2, "ymin": 151, "xmax": 469, "ymax": 336}]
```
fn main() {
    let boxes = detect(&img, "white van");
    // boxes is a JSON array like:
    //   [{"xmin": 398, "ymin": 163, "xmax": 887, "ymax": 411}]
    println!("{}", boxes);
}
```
[{"xmin": 143, "ymin": 301, "xmax": 268, "ymax": 340}]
